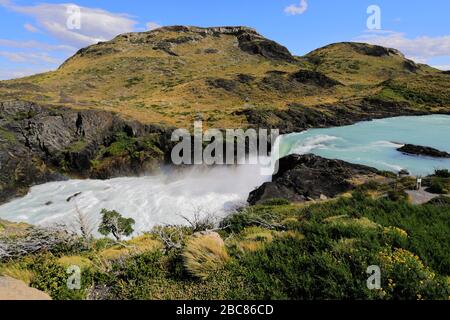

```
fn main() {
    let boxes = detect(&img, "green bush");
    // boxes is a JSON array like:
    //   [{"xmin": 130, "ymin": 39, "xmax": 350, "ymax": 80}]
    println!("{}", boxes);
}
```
[
  {"xmin": 426, "ymin": 196, "xmax": 450, "ymax": 206},
  {"xmin": 426, "ymin": 180, "xmax": 446, "ymax": 194},
  {"xmin": 230, "ymin": 237, "xmax": 377, "ymax": 299},
  {"xmin": 376, "ymin": 248, "xmax": 449, "ymax": 300},
  {"xmin": 259, "ymin": 198, "xmax": 291, "ymax": 206},
  {"xmin": 357, "ymin": 180, "xmax": 381, "ymax": 192},
  {"xmin": 387, "ymin": 190, "xmax": 409, "ymax": 201},
  {"xmin": 28, "ymin": 255, "xmax": 93, "ymax": 300},
  {"xmin": 434, "ymin": 169, "xmax": 450, "ymax": 178}
]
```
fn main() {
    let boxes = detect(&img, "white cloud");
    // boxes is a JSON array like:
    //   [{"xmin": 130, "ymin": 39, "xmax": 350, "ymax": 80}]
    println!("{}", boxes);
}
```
[
  {"xmin": 146, "ymin": 22, "xmax": 161, "ymax": 31},
  {"xmin": 0, "ymin": 39, "xmax": 76, "ymax": 52},
  {"xmin": 24, "ymin": 23, "xmax": 39, "ymax": 33},
  {"xmin": 0, "ymin": 1, "xmax": 141, "ymax": 80},
  {"xmin": 0, "ymin": 51, "xmax": 62, "ymax": 64},
  {"xmin": 2, "ymin": 2, "xmax": 138, "ymax": 47},
  {"xmin": 432, "ymin": 65, "xmax": 450, "ymax": 71},
  {"xmin": 355, "ymin": 31, "xmax": 450, "ymax": 64},
  {"xmin": 284, "ymin": 0, "xmax": 308, "ymax": 16},
  {"xmin": 0, "ymin": 66, "xmax": 52, "ymax": 80}
]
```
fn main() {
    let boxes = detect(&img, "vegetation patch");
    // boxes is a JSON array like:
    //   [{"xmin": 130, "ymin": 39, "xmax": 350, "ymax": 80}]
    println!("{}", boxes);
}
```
[{"xmin": 182, "ymin": 232, "xmax": 229, "ymax": 280}]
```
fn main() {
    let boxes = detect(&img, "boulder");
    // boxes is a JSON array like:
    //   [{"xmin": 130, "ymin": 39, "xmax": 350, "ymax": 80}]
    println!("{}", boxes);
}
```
[
  {"xmin": 397, "ymin": 144, "xmax": 450, "ymax": 158},
  {"xmin": 0, "ymin": 276, "xmax": 51, "ymax": 300},
  {"xmin": 248, "ymin": 154, "xmax": 379, "ymax": 205}
]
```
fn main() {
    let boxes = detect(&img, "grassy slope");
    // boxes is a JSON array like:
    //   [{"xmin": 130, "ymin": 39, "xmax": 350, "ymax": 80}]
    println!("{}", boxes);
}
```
[
  {"xmin": 1, "ymin": 27, "xmax": 449, "ymax": 129},
  {"xmin": 1, "ymin": 180, "xmax": 449, "ymax": 300}
]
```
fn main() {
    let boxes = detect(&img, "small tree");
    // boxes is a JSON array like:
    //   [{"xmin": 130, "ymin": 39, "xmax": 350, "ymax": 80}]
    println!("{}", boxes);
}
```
[{"xmin": 98, "ymin": 209, "xmax": 135, "ymax": 241}]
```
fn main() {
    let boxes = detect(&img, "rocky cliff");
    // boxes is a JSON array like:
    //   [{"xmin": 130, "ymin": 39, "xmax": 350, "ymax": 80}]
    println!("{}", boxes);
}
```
[
  {"xmin": 248, "ymin": 154, "xmax": 381, "ymax": 204},
  {"xmin": 0, "ymin": 100, "xmax": 173, "ymax": 203}
]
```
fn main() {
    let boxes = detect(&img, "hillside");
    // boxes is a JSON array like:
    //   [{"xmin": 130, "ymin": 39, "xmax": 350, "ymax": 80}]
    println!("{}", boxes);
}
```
[{"xmin": 1, "ymin": 26, "xmax": 449, "ymax": 129}]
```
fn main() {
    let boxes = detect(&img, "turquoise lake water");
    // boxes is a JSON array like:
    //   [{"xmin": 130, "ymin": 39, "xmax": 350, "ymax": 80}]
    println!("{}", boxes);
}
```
[{"xmin": 280, "ymin": 115, "xmax": 450, "ymax": 176}]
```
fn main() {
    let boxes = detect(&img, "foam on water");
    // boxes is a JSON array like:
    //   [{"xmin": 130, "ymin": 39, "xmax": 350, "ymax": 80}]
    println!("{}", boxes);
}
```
[{"xmin": 0, "ymin": 163, "xmax": 270, "ymax": 233}]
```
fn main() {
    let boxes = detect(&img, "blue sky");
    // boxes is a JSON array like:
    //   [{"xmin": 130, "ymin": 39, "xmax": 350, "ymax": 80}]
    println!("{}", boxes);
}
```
[{"xmin": 1, "ymin": 0, "xmax": 450, "ymax": 80}]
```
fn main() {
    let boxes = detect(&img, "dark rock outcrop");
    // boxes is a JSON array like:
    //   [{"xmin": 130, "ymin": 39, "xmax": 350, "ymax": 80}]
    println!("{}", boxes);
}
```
[
  {"xmin": 237, "ymin": 32, "xmax": 295, "ymax": 62},
  {"xmin": 248, "ymin": 154, "xmax": 379, "ymax": 205},
  {"xmin": 348, "ymin": 42, "xmax": 403, "ymax": 57},
  {"xmin": 0, "ymin": 100, "xmax": 173, "ymax": 203},
  {"xmin": 397, "ymin": 144, "xmax": 450, "ymax": 158},
  {"xmin": 426, "ymin": 196, "xmax": 450, "ymax": 206},
  {"xmin": 290, "ymin": 70, "xmax": 341, "ymax": 88}
]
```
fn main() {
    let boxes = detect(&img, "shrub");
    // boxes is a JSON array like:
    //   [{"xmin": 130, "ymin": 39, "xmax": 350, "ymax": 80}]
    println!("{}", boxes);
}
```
[
  {"xmin": 376, "ymin": 248, "xmax": 449, "ymax": 300},
  {"xmin": 259, "ymin": 198, "xmax": 290, "ymax": 206},
  {"xmin": 434, "ymin": 169, "xmax": 450, "ymax": 178},
  {"xmin": 357, "ymin": 180, "xmax": 381, "ymax": 192},
  {"xmin": 231, "ymin": 237, "xmax": 376, "ymax": 299},
  {"xmin": 387, "ymin": 190, "xmax": 409, "ymax": 201},
  {"xmin": 28, "ymin": 254, "xmax": 93, "ymax": 300},
  {"xmin": 98, "ymin": 209, "xmax": 135, "ymax": 240},
  {"xmin": 426, "ymin": 180, "xmax": 446, "ymax": 194},
  {"xmin": 182, "ymin": 232, "xmax": 229, "ymax": 280}
]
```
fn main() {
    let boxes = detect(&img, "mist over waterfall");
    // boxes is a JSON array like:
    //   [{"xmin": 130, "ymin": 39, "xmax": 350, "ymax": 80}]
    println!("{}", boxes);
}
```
[{"xmin": 0, "ymin": 162, "xmax": 271, "ymax": 234}]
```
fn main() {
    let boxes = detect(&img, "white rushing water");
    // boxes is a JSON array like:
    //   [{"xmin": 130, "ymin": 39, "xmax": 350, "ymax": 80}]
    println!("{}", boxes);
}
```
[
  {"xmin": 0, "ymin": 163, "xmax": 270, "ymax": 234},
  {"xmin": 1, "ymin": 115, "xmax": 450, "ymax": 234}
]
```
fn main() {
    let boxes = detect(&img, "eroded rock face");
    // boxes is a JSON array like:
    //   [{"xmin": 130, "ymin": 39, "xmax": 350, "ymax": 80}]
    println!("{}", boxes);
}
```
[
  {"xmin": 347, "ymin": 42, "xmax": 403, "ymax": 57},
  {"xmin": 290, "ymin": 70, "xmax": 342, "ymax": 88},
  {"xmin": 0, "ymin": 101, "xmax": 172, "ymax": 203},
  {"xmin": 248, "ymin": 154, "xmax": 379, "ymax": 205},
  {"xmin": 236, "ymin": 32, "xmax": 295, "ymax": 62},
  {"xmin": 397, "ymin": 144, "xmax": 450, "ymax": 158}
]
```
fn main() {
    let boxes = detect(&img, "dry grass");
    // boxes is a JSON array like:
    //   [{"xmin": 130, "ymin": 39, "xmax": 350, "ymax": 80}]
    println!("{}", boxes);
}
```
[
  {"xmin": 0, "ymin": 219, "xmax": 31, "ymax": 238},
  {"xmin": 0, "ymin": 263, "xmax": 34, "ymax": 285},
  {"xmin": 182, "ymin": 232, "xmax": 229, "ymax": 279},
  {"xmin": 56, "ymin": 256, "xmax": 93, "ymax": 269},
  {"xmin": 324, "ymin": 215, "xmax": 381, "ymax": 230},
  {"xmin": 99, "ymin": 234, "xmax": 162, "ymax": 261}
]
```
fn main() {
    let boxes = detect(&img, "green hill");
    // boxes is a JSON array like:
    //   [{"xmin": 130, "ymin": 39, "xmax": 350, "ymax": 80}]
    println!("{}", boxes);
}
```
[{"xmin": 1, "ymin": 26, "xmax": 449, "ymax": 129}]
